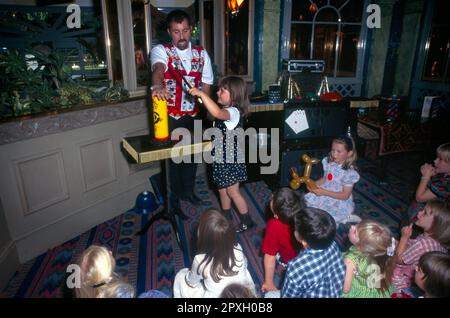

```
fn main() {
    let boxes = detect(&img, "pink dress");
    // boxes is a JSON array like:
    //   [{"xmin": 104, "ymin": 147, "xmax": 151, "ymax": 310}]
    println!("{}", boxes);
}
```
[{"xmin": 392, "ymin": 233, "xmax": 447, "ymax": 291}]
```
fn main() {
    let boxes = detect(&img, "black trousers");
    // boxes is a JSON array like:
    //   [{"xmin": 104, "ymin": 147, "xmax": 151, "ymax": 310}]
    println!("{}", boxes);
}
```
[{"xmin": 168, "ymin": 115, "xmax": 199, "ymax": 206}]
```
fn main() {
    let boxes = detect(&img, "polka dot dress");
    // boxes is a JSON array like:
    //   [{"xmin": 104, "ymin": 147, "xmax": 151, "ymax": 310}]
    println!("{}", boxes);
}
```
[{"xmin": 212, "ymin": 115, "xmax": 247, "ymax": 189}]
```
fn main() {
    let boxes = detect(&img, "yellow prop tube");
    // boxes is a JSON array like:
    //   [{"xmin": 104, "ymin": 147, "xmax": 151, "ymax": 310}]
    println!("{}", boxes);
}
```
[{"xmin": 153, "ymin": 97, "xmax": 169, "ymax": 140}]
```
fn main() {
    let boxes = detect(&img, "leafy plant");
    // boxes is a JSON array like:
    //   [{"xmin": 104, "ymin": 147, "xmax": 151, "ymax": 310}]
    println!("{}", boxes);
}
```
[{"xmin": 0, "ymin": 47, "xmax": 128, "ymax": 120}]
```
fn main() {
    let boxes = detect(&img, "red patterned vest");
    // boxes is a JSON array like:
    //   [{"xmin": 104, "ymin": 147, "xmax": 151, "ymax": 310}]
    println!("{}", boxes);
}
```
[{"xmin": 163, "ymin": 44, "xmax": 206, "ymax": 118}]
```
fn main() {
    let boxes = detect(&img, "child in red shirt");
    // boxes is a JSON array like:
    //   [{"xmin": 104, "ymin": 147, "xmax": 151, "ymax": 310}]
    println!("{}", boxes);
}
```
[{"xmin": 261, "ymin": 187, "xmax": 305, "ymax": 292}]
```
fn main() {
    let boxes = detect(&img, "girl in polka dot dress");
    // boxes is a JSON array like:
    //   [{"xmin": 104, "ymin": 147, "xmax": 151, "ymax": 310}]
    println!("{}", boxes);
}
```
[
  {"xmin": 305, "ymin": 135, "xmax": 361, "ymax": 225},
  {"xmin": 189, "ymin": 76, "xmax": 255, "ymax": 232}
]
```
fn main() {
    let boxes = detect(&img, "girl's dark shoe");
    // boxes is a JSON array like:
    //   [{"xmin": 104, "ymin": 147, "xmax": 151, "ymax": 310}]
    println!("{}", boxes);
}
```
[{"xmin": 236, "ymin": 219, "xmax": 256, "ymax": 233}]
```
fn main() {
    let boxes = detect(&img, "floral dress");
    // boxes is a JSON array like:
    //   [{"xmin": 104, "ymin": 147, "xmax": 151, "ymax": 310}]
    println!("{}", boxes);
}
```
[{"xmin": 305, "ymin": 157, "xmax": 360, "ymax": 224}]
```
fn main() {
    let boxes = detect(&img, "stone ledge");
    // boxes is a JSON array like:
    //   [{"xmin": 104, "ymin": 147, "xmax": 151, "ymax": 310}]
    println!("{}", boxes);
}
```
[{"xmin": 0, "ymin": 99, "xmax": 147, "ymax": 145}]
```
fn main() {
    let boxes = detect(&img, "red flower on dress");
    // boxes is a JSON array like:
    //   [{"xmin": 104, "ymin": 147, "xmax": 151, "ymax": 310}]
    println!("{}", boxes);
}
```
[{"xmin": 327, "ymin": 173, "xmax": 333, "ymax": 181}]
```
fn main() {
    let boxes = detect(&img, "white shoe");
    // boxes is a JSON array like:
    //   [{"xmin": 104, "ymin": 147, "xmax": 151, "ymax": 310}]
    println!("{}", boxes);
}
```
[{"xmin": 345, "ymin": 214, "xmax": 362, "ymax": 224}]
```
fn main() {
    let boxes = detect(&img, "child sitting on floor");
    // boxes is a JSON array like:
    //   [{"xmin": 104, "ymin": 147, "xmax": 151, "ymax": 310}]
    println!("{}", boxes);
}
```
[
  {"xmin": 75, "ymin": 245, "xmax": 128, "ymax": 298},
  {"xmin": 392, "ymin": 200, "xmax": 450, "ymax": 292},
  {"xmin": 305, "ymin": 135, "xmax": 361, "ymax": 225},
  {"xmin": 74, "ymin": 245, "xmax": 167, "ymax": 298},
  {"xmin": 413, "ymin": 251, "xmax": 450, "ymax": 298},
  {"xmin": 220, "ymin": 283, "xmax": 258, "ymax": 298},
  {"xmin": 261, "ymin": 187, "xmax": 304, "ymax": 292},
  {"xmin": 281, "ymin": 207, "xmax": 345, "ymax": 298},
  {"xmin": 401, "ymin": 142, "xmax": 450, "ymax": 227},
  {"xmin": 342, "ymin": 220, "xmax": 396, "ymax": 298},
  {"xmin": 173, "ymin": 209, "xmax": 256, "ymax": 298}
]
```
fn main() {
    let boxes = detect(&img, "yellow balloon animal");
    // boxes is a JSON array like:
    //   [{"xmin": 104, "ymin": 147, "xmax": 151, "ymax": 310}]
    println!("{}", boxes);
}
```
[{"xmin": 289, "ymin": 154, "xmax": 320, "ymax": 191}]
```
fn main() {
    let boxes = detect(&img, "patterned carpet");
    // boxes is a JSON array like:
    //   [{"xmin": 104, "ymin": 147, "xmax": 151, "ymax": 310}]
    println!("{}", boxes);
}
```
[{"xmin": 1, "ymin": 155, "xmax": 421, "ymax": 298}]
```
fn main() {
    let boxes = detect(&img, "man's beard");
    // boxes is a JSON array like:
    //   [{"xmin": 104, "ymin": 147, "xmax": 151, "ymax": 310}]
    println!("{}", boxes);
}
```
[{"xmin": 176, "ymin": 40, "xmax": 188, "ymax": 50}]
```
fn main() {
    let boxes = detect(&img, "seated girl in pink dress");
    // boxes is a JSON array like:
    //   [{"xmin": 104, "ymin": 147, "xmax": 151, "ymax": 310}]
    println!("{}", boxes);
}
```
[{"xmin": 392, "ymin": 200, "xmax": 450, "ymax": 292}]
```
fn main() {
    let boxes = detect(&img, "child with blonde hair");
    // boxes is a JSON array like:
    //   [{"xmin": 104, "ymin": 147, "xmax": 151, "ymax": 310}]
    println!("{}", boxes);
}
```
[
  {"xmin": 342, "ymin": 220, "xmax": 396, "ymax": 298},
  {"xmin": 402, "ymin": 142, "xmax": 450, "ymax": 226},
  {"xmin": 98, "ymin": 280, "xmax": 135, "ymax": 298},
  {"xmin": 75, "ymin": 245, "xmax": 167, "ymax": 298},
  {"xmin": 173, "ymin": 209, "xmax": 256, "ymax": 298},
  {"xmin": 393, "ymin": 200, "xmax": 450, "ymax": 292},
  {"xmin": 75, "ymin": 245, "xmax": 120, "ymax": 298},
  {"xmin": 305, "ymin": 135, "xmax": 361, "ymax": 225}
]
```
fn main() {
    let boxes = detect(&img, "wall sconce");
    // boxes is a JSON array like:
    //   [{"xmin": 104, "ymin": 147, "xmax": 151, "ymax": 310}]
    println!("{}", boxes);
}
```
[{"xmin": 228, "ymin": 0, "xmax": 244, "ymax": 16}]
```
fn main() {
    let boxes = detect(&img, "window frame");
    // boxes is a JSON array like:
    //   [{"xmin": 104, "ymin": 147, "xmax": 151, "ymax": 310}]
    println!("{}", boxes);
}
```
[
  {"xmin": 102, "ymin": 0, "xmax": 151, "ymax": 98},
  {"xmin": 280, "ymin": 0, "xmax": 370, "ymax": 96},
  {"xmin": 410, "ymin": 0, "xmax": 450, "ymax": 109},
  {"xmin": 281, "ymin": 0, "xmax": 369, "ymax": 77},
  {"xmin": 418, "ymin": 0, "xmax": 450, "ymax": 83},
  {"xmin": 209, "ymin": 0, "xmax": 255, "ymax": 81}
]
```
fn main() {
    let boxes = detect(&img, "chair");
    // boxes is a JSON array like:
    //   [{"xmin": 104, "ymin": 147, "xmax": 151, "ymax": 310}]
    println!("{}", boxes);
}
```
[{"xmin": 355, "ymin": 96, "xmax": 432, "ymax": 182}]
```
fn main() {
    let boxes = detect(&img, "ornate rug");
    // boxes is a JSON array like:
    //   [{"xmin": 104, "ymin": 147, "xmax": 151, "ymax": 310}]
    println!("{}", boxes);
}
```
[{"xmin": 1, "ymin": 156, "xmax": 418, "ymax": 298}]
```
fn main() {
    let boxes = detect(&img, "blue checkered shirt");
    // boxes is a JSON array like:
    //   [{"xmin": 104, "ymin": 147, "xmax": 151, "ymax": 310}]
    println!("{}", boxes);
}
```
[{"xmin": 281, "ymin": 241, "xmax": 345, "ymax": 298}]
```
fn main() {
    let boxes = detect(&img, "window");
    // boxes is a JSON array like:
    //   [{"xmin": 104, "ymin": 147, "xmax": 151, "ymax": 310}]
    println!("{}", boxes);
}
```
[
  {"xmin": 143, "ymin": 0, "xmax": 254, "ymax": 84},
  {"xmin": 199, "ymin": 0, "xmax": 254, "ymax": 81},
  {"xmin": 103, "ymin": 0, "xmax": 196, "ymax": 95},
  {"xmin": 103, "ymin": 0, "xmax": 122, "ymax": 83},
  {"xmin": 0, "ymin": 2, "xmax": 108, "ymax": 82},
  {"xmin": 132, "ymin": 1, "xmax": 150, "ymax": 87},
  {"xmin": 280, "ymin": 0, "xmax": 370, "ymax": 97},
  {"xmin": 283, "ymin": 0, "xmax": 366, "ymax": 77},
  {"xmin": 1, "ymin": 0, "xmax": 255, "ymax": 103},
  {"xmin": 224, "ymin": 0, "xmax": 251, "ymax": 77},
  {"xmin": 0, "ymin": 2, "xmax": 117, "ymax": 118},
  {"xmin": 422, "ymin": 0, "xmax": 450, "ymax": 82}
]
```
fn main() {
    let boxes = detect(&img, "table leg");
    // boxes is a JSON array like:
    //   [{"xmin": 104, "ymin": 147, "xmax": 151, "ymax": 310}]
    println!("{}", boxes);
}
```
[{"xmin": 135, "ymin": 159, "xmax": 185, "ymax": 251}]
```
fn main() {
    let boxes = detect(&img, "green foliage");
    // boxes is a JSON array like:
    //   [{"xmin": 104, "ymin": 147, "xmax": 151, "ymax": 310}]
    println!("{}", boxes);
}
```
[
  {"xmin": 58, "ymin": 83, "xmax": 93, "ymax": 107},
  {"xmin": 0, "ymin": 48, "xmax": 128, "ymax": 120},
  {"xmin": 104, "ymin": 82, "xmax": 129, "ymax": 102}
]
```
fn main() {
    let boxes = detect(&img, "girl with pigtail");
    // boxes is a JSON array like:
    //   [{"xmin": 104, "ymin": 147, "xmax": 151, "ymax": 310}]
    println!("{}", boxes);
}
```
[{"xmin": 342, "ymin": 220, "xmax": 397, "ymax": 298}]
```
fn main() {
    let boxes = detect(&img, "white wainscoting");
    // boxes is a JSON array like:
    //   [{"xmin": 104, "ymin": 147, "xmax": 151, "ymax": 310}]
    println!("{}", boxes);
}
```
[{"xmin": 0, "ymin": 99, "xmax": 159, "ymax": 264}]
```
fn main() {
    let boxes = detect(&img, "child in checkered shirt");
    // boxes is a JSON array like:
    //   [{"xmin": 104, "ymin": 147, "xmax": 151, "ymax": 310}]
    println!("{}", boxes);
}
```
[
  {"xmin": 392, "ymin": 200, "xmax": 450, "ymax": 292},
  {"xmin": 281, "ymin": 207, "xmax": 346, "ymax": 298}
]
